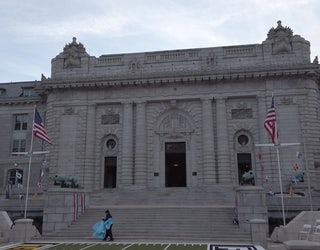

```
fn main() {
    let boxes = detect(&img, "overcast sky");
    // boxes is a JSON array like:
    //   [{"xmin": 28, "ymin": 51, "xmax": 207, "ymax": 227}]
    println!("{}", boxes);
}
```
[{"xmin": 0, "ymin": 0, "xmax": 319, "ymax": 83}]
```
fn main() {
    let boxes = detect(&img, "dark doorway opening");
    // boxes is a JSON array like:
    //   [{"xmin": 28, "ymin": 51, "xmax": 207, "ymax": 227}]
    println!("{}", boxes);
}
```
[
  {"xmin": 237, "ymin": 153, "xmax": 254, "ymax": 185},
  {"xmin": 165, "ymin": 142, "xmax": 186, "ymax": 187},
  {"xmin": 104, "ymin": 157, "xmax": 117, "ymax": 188}
]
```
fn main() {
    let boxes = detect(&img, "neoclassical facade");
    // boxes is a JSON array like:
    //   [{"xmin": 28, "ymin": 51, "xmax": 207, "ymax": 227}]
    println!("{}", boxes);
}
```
[
  {"xmin": 41, "ymin": 21, "xmax": 319, "ymax": 190},
  {"xmin": 1, "ymin": 21, "xmax": 320, "ymax": 232}
]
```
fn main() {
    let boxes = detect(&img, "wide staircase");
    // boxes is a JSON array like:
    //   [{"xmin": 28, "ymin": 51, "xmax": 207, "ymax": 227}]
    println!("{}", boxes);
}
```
[{"xmin": 42, "ymin": 186, "xmax": 252, "ymax": 243}]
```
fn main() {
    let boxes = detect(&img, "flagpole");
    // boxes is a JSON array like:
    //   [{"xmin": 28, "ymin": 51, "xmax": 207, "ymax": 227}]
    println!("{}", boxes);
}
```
[
  {"xmin": 261, "ymin": 94, "xmax": 295, "ymax": 227},
  {"xmin": 303, "ymin": 136, "xmax": 313, "ymax": 211},
  {"xmin": 24, "ymin": 105, "xmax": 36, "ymax": 219},
  {"xmin": 274, "ymin": 109, "xmax": 286, "ymax": 226},
  {"xmin": 275, "ymin": 145, "xmax": 286, "ymax": 226}
]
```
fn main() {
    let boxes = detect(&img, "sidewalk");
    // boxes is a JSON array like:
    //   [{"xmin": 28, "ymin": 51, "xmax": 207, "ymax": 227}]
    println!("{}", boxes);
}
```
[
  {"xmin": 267, "ymin": 240, "xmax": 286, "ymax": 250},
  {"xmin": 0, "ymin": 238, "xmax": 285, "ymax": 250}
]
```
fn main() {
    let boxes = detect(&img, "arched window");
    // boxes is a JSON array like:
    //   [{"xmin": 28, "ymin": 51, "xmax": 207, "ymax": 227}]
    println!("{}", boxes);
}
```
[
  {"xmin": 106, "ymin": 139, "xmax": 116, "ymax": 150},
  {"xmin": 7, "ymin": 169, "xmax": 23, "ymax": 185},
  {"xmin": 237, "ymin": 134, "xmax": 249, "ymax": 145},
  {"xmin": 234, "ymin": 131, "xmax": 255, "ymax": 186}
]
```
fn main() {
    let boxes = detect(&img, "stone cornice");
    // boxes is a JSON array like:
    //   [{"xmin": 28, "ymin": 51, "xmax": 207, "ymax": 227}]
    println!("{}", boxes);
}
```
[
  {"xmin": 37, "ymin": 64, "xmax": 320, "ymax": 93},
  {"xmin": 0, "ymin": 96, "xmax": 42, "ymax": 105}
]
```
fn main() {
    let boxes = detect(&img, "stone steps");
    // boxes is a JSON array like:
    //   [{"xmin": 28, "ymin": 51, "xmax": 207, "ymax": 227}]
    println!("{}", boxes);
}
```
[
  {"xmin": 42, "ymin": 207, "xmax": 250, "ymax": 242},
  {"xmin": 89, "ymin": 186, "xmax": 236, "ymax": 207},
  {"xmin": 41, "ymin": 187, "xmax": 251, "ymax": 242}
]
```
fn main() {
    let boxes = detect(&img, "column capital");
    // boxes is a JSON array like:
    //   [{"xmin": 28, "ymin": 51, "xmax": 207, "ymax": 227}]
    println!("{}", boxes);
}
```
[
  {"xmin": 214, "ymin": 96, "xmax": 227, "ymax": 101},
  {"xmin": 200, "ymin": 96, "xmax": 213, "ymax": 102},
  {"xmin": 122, "ymin": 100, "xmax": 133, "ymax": 104},
  {"xmin": 87, "ymin": 103, "xmax": 97, "ymax": 108},
  {"xmin": 136, "ymin": 100, "xmax": 147, "ymax": 105},
  {"xmin": 256, "ymin": 93, "xmax": 265, "ymax": 98},
  {"xmin": 122, "ymin": 101, "xmax": 133, "ymax": 107}
]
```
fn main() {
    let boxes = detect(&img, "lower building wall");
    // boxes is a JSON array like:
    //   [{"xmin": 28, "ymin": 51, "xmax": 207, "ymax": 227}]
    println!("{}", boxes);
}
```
[{"xmin": 42, "ymin": 189, "xmax": 86, "ymax": 234}]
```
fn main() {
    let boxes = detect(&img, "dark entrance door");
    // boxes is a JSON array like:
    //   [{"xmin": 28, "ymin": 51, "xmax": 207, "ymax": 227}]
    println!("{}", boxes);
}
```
[
  {"xmin": 237, "ymin": 153, "xmax": 254, "ymax": 185},
  {"xmin": 165, "ymin": 142, "xmax": 186, "ymax": 187},
  {"xmin": 104, "ymin": 157, "xmax": 117, "ymax": 188}
]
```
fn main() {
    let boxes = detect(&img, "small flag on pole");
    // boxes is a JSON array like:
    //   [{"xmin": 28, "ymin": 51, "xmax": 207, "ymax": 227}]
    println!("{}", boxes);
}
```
[
  {"xmin": 33, "ymin": 108, "xmax": 52, "ymax": 144},
  {"xmin": 296, "ymin": 152, "xmax": 302, "ymax": 159},
  {"xmin": 289, "ymin": 186, "xmax": 294, "ymax": 197},
  {"xmin": 16, "ymin": 172, "xmax": 22, "ymax": 179},
  {"xmin": 264, "ymin": 95, "xmax": 278, "ymax": 144},
  {"xmin": 257, "ymin": 152, "xmax": 262, "ymax": 160}
]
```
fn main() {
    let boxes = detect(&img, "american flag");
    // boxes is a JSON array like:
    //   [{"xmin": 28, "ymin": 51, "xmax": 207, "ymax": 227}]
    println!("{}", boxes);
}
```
[
  {"xmin": 264, "ymin": 96, "xmax": 278, "ymax": 144},
  {"xmin": 33, "ymin": 108, "xmax": 52, "ymax": 144}
]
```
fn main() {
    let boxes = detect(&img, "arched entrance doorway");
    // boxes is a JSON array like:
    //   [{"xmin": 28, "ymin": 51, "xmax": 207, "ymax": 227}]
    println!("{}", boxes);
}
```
[
  {"xmin": 155, "ymin": 109, "xmax": 195, "ymax": 188},
  {"xmin": 165, "ymin": 141, "xmax": 186, "ymax": 187}
]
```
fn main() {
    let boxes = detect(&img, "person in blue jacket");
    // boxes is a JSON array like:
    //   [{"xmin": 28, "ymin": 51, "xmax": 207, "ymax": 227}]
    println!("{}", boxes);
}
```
[
  {"xmin": 103, "ymin": 210, "xmax": 114, "ymax": 241},
  {"xmin": 92, "ymin": 209, "xmax": 113, "ymax": 241}
]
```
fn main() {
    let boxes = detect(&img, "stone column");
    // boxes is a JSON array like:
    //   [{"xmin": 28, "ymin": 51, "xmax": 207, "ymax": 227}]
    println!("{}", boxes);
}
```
[
  {"xmin": 215, "ymin": 97, "xmax": 230, "ymax": 183},
  {"xmin": 257, "ymin": 95, "xmax": 268, "ymax": 143},
  {"xmin": 84, "ymin": 104, "xmax": 96, "ymax": 191},
  {"xmin": 257, "ymin": 95, "xmax": 269, "ymax": 186},
  {"xmin": 134, "ymin": 101, "xmax": 147, "ymax": 186},
  {"xmin": 201, "ymin": 98, "xmax": 216, "ymax": 184},
  {"xmin": 44, "ymin": 97, "xmax": 57, "ymax": 190},
  {"xmin": 121, "ymin": 102, "xmax": 134, "ymax": 186}
]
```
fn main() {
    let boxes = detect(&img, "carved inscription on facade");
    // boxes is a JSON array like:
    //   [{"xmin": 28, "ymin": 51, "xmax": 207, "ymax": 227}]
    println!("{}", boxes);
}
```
[
  {"xmin": 231, "ymin": 109, "xmax": 252, "ymax": 119},
  {"xmin": 101, "ymin": 114, "xmax": 120, "ymax": 124}
]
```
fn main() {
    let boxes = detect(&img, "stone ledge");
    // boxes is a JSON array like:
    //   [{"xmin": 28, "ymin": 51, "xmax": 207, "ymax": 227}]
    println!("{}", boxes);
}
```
[{"xmin": 284, "ymin": 240, "xmax": 320, "ymax": 250}]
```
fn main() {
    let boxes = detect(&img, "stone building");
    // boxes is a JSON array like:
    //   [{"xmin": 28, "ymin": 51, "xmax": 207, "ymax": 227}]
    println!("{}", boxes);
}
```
[{"xmin": 1, "ymin": 21, "xmax": 320, "ymax": 237}]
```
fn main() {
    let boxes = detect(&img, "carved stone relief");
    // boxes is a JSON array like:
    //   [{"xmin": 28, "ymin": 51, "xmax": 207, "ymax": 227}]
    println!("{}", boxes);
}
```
[
  {"xmin": 280, "ymin": 96, "xmax": 294, "ymax": 105},
  {"xmin": 206, "ymin": 52, "xmax": 216, "ymax": 66},
  {"xmin": 232, "ymin": 109, "xmax": 253, "ymax": 119},
  {"xmin": 157, "ymin": 111, "xmax": 194, "ymax": 138},
  {"xmin": 101, "ymin": 114, "xmax": 120, "ymax": 124},
  {"xmin": 63, "ymin": 107, "xmax": 75, "ymax": 115},
  {"xmin": 266, "ymin": 21, "xmax": 293, "ymax": 54},
  {"xmin": 129, "ymin": 59, "xmax": 141, "ymax": 72},
  {"xmin": 103, "ymin": 134, "xmax": 119, "ymax": 156},
  {"xmin": 229, "ymin": 100, "xmax": 253, "ymax": 119},
  {"xmin": 61, "ymin": 37, "xmax": 89, "ymax": 68}
]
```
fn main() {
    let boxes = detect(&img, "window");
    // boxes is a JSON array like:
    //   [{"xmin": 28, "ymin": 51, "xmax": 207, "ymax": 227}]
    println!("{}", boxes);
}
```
[
  {"xmin": 238, "ymin": 135, "xmax": 249, "ymax": 145},
  {"xmin": 0, "ymin": 87, "xmax": 6, "ymax": 95},
  {"xmin": 12, "ymin": 114, "xmax": 28, "ymax": 153},
  {"xmin": 14, "ymin": 114, "xmax": 28, "ymax": 131},
  {"xmin": 106, "ymin": 139, "xmax": 116, "ymax": 150},
  {"xmin": 12, "ymin": 139, "xmax": 26, "ymax": 153},
  {"xmin": 7, "ymin": 169, "xmax": 23, "ymax": 185},
  {"xmin": 21, "ymin": 87, "xmax": 36, "ymax": 97}
]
